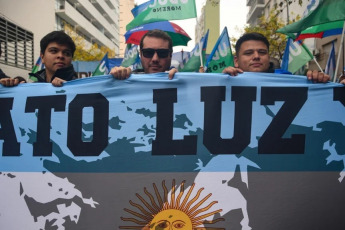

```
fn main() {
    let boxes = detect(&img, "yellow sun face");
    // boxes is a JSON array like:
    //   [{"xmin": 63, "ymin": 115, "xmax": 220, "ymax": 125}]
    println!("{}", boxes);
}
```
[
  {"xmin": 119, "ymin": 180, "xmax": 224, "ymax": 229},
  {"xmin": 150, "ymin": 209, "xmax": 193, "ymax": 229}
]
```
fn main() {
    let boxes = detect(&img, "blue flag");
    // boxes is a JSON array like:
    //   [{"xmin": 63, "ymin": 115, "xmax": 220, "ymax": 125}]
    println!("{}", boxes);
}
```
[{"xmin": 131, "ymin": 0, "xmax": 153, "ymax": 17}]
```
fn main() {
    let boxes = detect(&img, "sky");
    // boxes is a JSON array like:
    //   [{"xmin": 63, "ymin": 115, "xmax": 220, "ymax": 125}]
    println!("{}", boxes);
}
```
[{"xmin": 134, "ymin": 0, "xmax": 248, "ymax": 52}]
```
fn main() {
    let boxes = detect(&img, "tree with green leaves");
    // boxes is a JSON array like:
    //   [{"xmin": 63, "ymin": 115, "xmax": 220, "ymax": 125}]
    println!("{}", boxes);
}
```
[
  {"xmin": 64, "ymin": 23, "xmax": 115, "ymax": 61},
  {"xmin": 243, "ymin": 10, "xmax": 287, "ymax": 62}
]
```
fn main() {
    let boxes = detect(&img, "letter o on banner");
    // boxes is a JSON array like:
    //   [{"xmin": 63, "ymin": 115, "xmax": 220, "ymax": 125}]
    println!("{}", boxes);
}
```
[{"xmin": 67, "ymin": 93, "xmax": 109, "ymax": 156}]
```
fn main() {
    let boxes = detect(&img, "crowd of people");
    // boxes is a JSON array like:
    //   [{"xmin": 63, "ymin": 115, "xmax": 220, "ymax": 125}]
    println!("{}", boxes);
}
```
[
  {"xmin": 111, "ymin": 29, "xmax": 342, "ymax": 84},
  {"xmin": 1, "ymin": 29, "xmax": 345, "ymax": 87}
]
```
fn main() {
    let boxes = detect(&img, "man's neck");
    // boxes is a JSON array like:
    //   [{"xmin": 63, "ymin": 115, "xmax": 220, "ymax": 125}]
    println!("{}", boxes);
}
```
[{"xmin": 45, "ymin": 70, "xmax": 54, "ymax": 83}]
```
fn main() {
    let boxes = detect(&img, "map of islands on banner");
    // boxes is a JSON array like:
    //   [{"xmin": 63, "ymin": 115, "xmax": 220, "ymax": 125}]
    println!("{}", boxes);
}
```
[{"xmin": 1, "ymin": 72, "xmax": 345, "ymax": 230}]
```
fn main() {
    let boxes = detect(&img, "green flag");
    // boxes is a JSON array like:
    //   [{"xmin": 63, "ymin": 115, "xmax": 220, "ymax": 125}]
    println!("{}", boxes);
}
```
[
  {"xmin": 29, "ymin": 57, "xmax": 45, "ymax": 82},
  {"xmin": 178, "ymin": 30, "xmax": 209, "ymax": 72},
  {"xmin": 281, "ymin": 38, "xmax": 313, "ymax": 74},
  {"xmin": 121, "ymin": 44, "xmax": 142, "ymax": 70},
  {"xmin": 205, "ymin": 27, "xmax": 234, "ymax": 73},
  {"xmin": 92, "ymin": 53, "xmax": 109, "ymax": 76},
  {"xmin": 277, "ymin": 0, "xmax": 345, "ymax": 38},
  {"xmin": 126, "ymin": 0, "xmax": 197, "ymax": 31}
]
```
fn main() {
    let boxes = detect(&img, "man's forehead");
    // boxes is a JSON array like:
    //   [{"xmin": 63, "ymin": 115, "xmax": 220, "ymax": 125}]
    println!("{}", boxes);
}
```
[
  {"xmin": 142, "ymin": 36, "xmax": 169, "ymax": 48},
  {"xmin": 46, "ymin": 42, "xmax": 71, "ymax": 50},
  {"xmin": 239, "ymin": 40, "xmax": 268, "ymax": 51}
]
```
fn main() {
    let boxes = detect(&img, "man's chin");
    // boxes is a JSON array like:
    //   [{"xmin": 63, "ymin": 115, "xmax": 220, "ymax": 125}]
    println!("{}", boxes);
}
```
[
  {"xmin": 148, "ymin": 68, "xmax": 163, "ymax": 73},
  {"xmin": 249, "ymin": 67, "xmax": 266, "ymax": 72}
]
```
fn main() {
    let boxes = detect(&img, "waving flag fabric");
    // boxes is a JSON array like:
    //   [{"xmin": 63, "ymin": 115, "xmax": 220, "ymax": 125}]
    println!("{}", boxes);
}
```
[
  {"xmin": 325, "ymin": 41, "xmax": 336, "ymax": 80},
  {"xmin": 92, "ymin": 53, "xmax": 109, "ymax": 76},
  {"xmin": 178, "ymin": 30, "xmax": 209, "ymax": 72},
  {"xmin": 277, "ymin": 0, "xmax": 345, "ymax": 38},
  {"xmin": 281, "ymin": 38, "xmax": 314, "ymax": 74},
  {"xmin": 131, "ymin": 0, "xmax": 153, "ymax": 17},
  {"xmin": 302, "ymin": 0, "xmax": 319, "ymax": 17},
  {"xmin": 294, "ymin": 21, "xmax": 344, "ymax": 41},
  {"xmin": 121, "ymin": 44, "xmax": 142, "ymax": 70},
  {"xmin": 205, "ymin": 27, "xmax": 234, "ymax": 73},
  {"xmin": 1, "ymin": 73, "xmax": 345, "ymax": 229},
  {"xmin": 29, "ymin": 57, "xmax": 45, "ymax": 82},
  {"xmin": 31, "ymin": 57, "xmax": 45, "ymax": 74},
  {"xmin": 126, "ymin": 0, "xmax": 197, "ymax": 30}
]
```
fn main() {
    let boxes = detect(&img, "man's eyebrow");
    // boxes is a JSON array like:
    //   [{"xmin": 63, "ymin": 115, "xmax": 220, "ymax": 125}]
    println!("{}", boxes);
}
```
[
  {"xmin": 47, "ymin": 47, "xmax": 72, "ymax": 52},
  {"xmin": 242, "ymin": 48, "xmax": 268, "ymax": 52}
]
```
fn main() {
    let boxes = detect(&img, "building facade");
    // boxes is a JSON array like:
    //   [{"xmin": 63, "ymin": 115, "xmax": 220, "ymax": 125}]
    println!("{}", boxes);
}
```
[
  {"xmin": 247, "ymin": 0, "xmax": 309, "ymax": 26},
  {"xmin": 119, "ymin": 0, "xmax": 134, "ymax": 57},
  {"xmin": 0, "ymin": 0, "xmax": 120, "ymax": 78},
  {"xmin": 195, "ymin": 0, "xmax": 220, "ymax": 54}
]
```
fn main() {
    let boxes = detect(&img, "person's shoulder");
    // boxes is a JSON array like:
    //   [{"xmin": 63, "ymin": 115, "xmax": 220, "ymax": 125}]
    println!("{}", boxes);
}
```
[
  {"xmin": 29, "ymin": 69, "xmax": 46, "ymax": 82},
  {"xmin": 0, "ymin": 68, "xmax": 10, "ymax": 79}
]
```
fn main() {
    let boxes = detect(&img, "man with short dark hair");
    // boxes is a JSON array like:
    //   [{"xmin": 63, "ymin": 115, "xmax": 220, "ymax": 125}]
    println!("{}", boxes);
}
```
[
  {"xmin": 29, "ymin": 30, "xmax": 77, "ymax": 86},
  {"xmin": 111, "ymin": 29, "xmax": 177, "ymax": 80},
  {"xmin": 1, "ymin": 31, "xmax": 77, "ymax": 87},
  {"xmin": 223, "ymin": 32, "xmax": 332, "ymax": 83}
]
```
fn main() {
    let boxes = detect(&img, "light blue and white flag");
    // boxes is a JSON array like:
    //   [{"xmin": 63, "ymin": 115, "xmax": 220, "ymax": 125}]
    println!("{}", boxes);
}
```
[{"xmin": 1, "ymin": 73, "xmax": 344, "ymax": 229}]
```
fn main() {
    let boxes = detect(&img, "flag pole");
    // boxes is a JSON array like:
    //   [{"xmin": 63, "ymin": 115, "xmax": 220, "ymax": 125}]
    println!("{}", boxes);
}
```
[
  {"xmin": 334, "ymin": 21, "xmax": 345, "ymax": 82},
  {"xmin": 313, "ymin": 57, "xmax": 324, "ymax": 73},
  {"xmin": 196, "ymin": 18, "xmax": 204, "ymax": 69}
]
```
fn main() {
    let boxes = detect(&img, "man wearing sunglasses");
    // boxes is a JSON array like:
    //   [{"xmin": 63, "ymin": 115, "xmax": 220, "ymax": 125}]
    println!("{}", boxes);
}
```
[{"xmin": 111, "ymin": 29, "xmax": 177, "ymax": 79}]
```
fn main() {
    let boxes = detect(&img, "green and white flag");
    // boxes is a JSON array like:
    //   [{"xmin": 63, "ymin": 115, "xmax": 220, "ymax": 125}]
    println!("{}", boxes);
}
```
[
  {"xmin": 29, "ymin": 57, "xmax": 45, "ymax": 82},
  {"xmin": 281, "ymin": 38, "xmax": 313, "ymax": 74},
  {"xmin": 121, "ymin": 44, "xmax": 142, "ymax": 70},
  {"xmin": 126, "ymin": 0, "xmax": 197, "ymax": 30},
  {"xmin": 92, "ymin": 53, "xmax": 109, "ymax": 76},
  {"xmin": 179, "ymin": 30, "xmax": 209, "ymax": 72},
  {"xmin": 277, "ymin": 0, "xmax": 345, "ymax": 38},
  {"xmin": 205, "ymin": 27, "xmax": 234, "ymax": 73}
]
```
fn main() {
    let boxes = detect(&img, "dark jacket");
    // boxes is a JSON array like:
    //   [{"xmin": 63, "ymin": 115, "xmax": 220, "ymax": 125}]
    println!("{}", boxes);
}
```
[
  {"xmin": 0, "ymin": 68, "xmax": 10, "ymax": 79},
  {"xmin": 29, "ymin": 65, "xmax": 77, "ymax": 83}
]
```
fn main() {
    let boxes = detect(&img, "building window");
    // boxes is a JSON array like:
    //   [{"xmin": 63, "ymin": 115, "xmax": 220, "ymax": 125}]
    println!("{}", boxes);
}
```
[{"xmin": 0, "ymin": 17, "xmax": 34, "ymax": 71}]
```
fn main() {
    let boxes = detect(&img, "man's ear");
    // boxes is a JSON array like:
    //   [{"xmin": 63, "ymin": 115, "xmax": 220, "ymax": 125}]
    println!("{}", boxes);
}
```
[
  {"xmin": 40, "ymin": 52, "xmax": 44, "ymax": 63},
  {"xmin": 234, "ymin": 56, "xmax": 239, "ymax": 68}
]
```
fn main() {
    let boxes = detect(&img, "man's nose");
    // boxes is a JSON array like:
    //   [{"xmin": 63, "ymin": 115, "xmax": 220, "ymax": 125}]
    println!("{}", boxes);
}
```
[
  {"xmin": 151, "ymin": 52, "xmax": 159, "ymax": 61},
  {"xmin": 253, "ymin": 51, "xmax": 260, "ymax": 59},
  {"xmin": 57, "ymin": 51, "xmax": 65, "ymax": 58}
]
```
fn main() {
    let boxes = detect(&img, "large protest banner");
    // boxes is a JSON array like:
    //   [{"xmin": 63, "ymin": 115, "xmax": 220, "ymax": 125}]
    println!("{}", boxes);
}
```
[{"xmin": 0, "ymin": 73, "xmax": 345, "ymax": 229}]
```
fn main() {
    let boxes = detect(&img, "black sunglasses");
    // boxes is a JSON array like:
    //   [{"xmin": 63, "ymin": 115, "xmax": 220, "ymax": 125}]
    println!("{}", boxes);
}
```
[{"xmin": 141, "ymin": 48, "xmax": 171, "ymax": 58}]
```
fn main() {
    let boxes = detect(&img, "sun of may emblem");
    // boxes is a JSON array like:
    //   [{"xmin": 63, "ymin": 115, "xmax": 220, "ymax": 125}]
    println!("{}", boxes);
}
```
[{"xmin": 119, "ymin": 179, "xmax": 225, "ymax": 229}]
